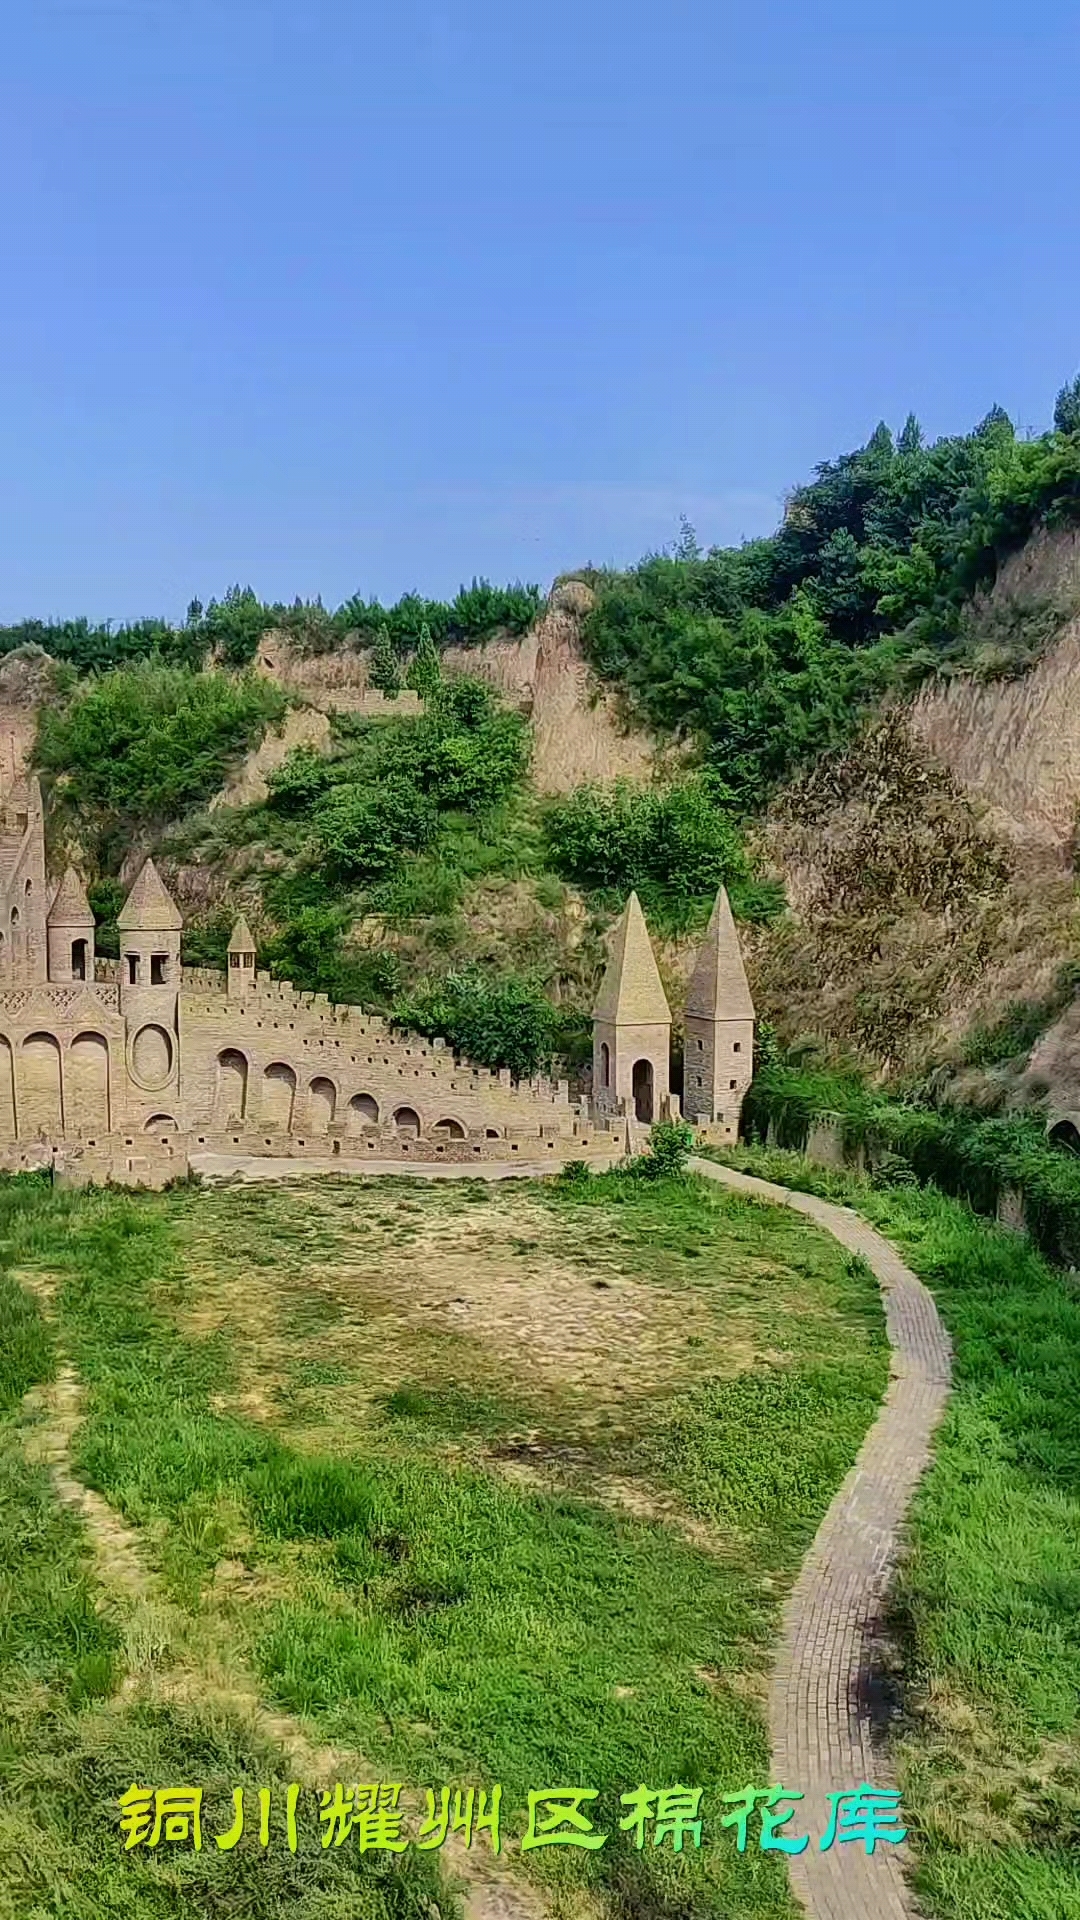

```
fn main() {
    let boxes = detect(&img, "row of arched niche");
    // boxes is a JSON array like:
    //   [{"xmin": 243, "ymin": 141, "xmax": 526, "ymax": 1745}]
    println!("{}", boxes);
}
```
[
  {"xmin": 212, "ymin": 1049, "xmax": 475, "ymax": 1139},
  {"xmin": 0, "ymin": 1030, "xmax": 110, "ymax": 1137}
]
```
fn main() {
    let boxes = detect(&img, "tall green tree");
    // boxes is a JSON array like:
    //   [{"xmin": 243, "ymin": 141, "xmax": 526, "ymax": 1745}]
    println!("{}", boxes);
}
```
[
  {"xmin": 405, "ymin": 622, "xmax": 442, "ymax": 699},
  {"xmin": 1054, "ymin": 374, "xmax": 1080, "ymax": 436},
  {"xmin": 368, "ymin": 623, "xmax": 401, "ymax": 696}
]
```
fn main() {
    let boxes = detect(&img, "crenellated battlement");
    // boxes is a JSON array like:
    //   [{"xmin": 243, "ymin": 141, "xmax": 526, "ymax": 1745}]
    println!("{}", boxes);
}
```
[{"xmin": 0, "ymin": 857, "xmax": 754, "ymax": 1184}]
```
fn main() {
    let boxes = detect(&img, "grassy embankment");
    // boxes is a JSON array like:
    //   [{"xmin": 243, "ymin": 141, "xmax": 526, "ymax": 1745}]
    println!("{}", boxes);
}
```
[
  {"xmin": 709, "ymin": 1141, "xmax": 1080, "ymax": 1920},
  {"xmin": 0, "ymin": 1167, "xmax": 887, "ymax": 1920}
]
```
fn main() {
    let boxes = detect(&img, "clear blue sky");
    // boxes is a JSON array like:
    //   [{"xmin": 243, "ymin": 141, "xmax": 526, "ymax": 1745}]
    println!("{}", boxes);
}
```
[{"xmin": 3, "ymin": 1, "xmax": 1078, "ymax": 624}]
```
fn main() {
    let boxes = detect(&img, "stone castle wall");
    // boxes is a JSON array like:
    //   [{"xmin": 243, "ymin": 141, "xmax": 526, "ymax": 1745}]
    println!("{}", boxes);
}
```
[
  {"xmin": 0, "ymin": 789, "xmax": 754, "ymax": 1188},
  {"xmin": 0, "ymin": 960, "xmax": 623, "ymax": 1182}
]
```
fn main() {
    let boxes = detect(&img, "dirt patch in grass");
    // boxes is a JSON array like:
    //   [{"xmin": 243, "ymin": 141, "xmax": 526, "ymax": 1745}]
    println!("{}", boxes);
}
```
[{"xmin": 170, "ymin": 1177, "xmax": 876, "ymax": 1459}]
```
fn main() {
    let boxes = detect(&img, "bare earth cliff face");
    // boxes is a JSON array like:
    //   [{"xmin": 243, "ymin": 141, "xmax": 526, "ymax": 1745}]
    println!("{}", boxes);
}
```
[
  {"xmin": 909, "ymin": 526, "xmax": 1080, "ymax": 854},
  {"xmin": 250, "ymin": 580, "xmax": 659, "ymax": 797},
  {"xmin": 755, "ymin": 528, "xmax": 1080, "ymax": 1095}
]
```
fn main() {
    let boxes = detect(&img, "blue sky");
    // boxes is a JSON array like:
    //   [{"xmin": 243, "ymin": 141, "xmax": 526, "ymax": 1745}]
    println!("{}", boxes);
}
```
[{"xmin": 3, "ymin": 1, "xmax": 1079, "ymax": 623}]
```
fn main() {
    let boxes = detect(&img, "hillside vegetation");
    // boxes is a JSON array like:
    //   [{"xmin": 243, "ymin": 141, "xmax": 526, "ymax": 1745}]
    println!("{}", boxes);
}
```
[
  {"xmin": 15, "ymin": 385, "xmax": 1080, "ymax": 1102},
  {"xmin": 579, "ymin": 402, "xmax": 1080, "ymax": 799}
]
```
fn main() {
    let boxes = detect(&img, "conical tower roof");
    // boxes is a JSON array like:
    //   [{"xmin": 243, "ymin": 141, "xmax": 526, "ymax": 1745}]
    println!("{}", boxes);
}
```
[
  {"xmin": 117, "ymin": 857, "xmax": 182, "ymax": 932},
  {"xmin": 47, "ymin": 866, "xmax": 94, "ymax": 927},
  {"xmin": 686, "ymin": 887, "xmax": 754, "ymax": 1022},
  {"xmin": 227, "ymin": 912, "xmax": 256, "ymax": 953},
  {"xmin": 593, "ymin": 891, "xmax": 671, "ymax": 1026}
]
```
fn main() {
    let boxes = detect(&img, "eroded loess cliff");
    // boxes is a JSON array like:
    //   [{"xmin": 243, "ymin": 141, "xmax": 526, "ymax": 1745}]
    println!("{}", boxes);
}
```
[
  {"xmin": 752, "ymin": 528, "xmax": 1080, "ymax": 1105},
  {"xmin": 249, "ymin": 579, "xmax": 660, "ymax": 798}
]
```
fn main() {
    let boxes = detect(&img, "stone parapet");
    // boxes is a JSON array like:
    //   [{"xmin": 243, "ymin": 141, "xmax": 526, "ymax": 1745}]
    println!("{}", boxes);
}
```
[{"xmin": 42, "ymin": 1113, "xmax": 623, "ymax": 1191}]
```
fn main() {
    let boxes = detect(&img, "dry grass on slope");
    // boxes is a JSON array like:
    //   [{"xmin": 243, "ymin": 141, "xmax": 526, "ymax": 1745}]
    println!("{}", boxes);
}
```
[{"xmin": 748, "ymin": 712, "xmax": 1080, "ymax": 1081}]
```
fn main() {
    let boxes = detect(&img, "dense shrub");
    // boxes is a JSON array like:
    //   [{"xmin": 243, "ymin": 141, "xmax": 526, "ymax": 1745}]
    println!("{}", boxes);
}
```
[
  {"xmin": 313, "ymin": 779, "xmax": 438, "ymax": 882},
  {"xmin": 393, "ymin": 969, "xmax": 562, "ymax": 1079},
  {"xmin": 36, "ymin": 662, "xmax": 286, "ymax": 866},
  {"xmin": 382, "ymin": 679, "xmax": 531, "ymax": 814},
  {"xmin": 744, "ymin": 1061, "xmax": 1080, "ymax": 1269},
  {"xmin": 545, "ymin": 776, "xmax": 780, "ymax": 922},
  {"xmin": 265, "ymin": 746, "xmax": 338, "ymax": 815},
  {"xmin": 636, "ymin": 1120, "xmax": 694, "ymax": 1178},
  {"xmin": 259, "ymin": 906, "xmax": 403, "ymax": 1005},
  {"xmin": 581, "ymin": 405, "xmax": 1080, "ymax": 796}
]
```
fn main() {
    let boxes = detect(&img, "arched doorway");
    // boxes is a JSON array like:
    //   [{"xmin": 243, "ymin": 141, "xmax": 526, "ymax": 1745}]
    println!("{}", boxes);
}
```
[
  {"xmin": 631, "ymin": 1058, "xmax": 654, "ymax": 1124},
  {"xmin": 0, "ymin": 1034, "xmax": 15, "ymax": 1138},
  {"xmin": 1049, "ymin": 1118, "xmax": 1080, "ymax": 1155},
  {"xmin": 69, "ymin": 1031, "xmax": 110, "ymax": 1131},
  {"xmin": 432, "ymin": 1117, "xmax": 466, "ymax": 1140},
  {"xmin": 22, "ymin": 1032, "xmax": 62, "ymax": 1135},
  {"xmin": 347, "ymin": 1093, "xmax": 379, "ymax": 1133},
  {"xmin": 308, "ymin": 1077, "xmax": 336, "ymax": 1128},
  {"xmin": 393, "ymin": 1105, "xmax": 421, "ymax": 1137},
  {"xmin": 262, "ymin": 1062, "xmax": 297, "ymax": 1131},
  {"xmin": 215, "ymin": 1049, "xmax": 249, "ymax": 1124}
]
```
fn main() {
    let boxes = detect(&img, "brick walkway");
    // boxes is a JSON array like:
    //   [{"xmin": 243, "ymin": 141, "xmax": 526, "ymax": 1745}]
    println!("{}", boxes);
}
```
[{"xmin": 690, "ymin": 1159, "xmax": 953, "ymax": 1920}]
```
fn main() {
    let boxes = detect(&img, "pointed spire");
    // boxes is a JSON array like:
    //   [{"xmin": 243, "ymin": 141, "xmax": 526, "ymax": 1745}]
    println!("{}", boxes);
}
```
[
  {"xmin": 227, "ymin": 912, "xmax": 256, "ymax": 953},
  {"xmin": 686, "ymin": 887, "xmax": 754, "ymax": 1022},
  {"xmin": 46, "ymin": 866, "xmax": 94, "ymax": 926},
  {"xmin": 592, "ymin": 891, "xmax": 671, "ymax": 1025},
  {"xmin": 117, "ymin": 857, "xmax": 182, "ymax": 932}
]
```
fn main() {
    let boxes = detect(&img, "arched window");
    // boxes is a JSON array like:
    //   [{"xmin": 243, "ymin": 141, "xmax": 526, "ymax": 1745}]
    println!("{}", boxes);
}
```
[{"xmin": 599, "ymin": 1041, "xmax": 610, "ymax": 1088}]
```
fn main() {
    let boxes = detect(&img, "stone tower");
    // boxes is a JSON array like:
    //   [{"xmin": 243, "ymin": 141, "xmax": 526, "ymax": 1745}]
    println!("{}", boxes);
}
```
[
  {"xmin": 0, "ymin": 775, "xmax": 47, "ymax": 986},
  {"xmin": 227, "ymin": 913, "xmax": 257, "ymax": 997},
  {"xmin": 117, "ymin": 859, "xmax": 183, "ymax": 1113},
  {"xmin": 46, "ymin": 867, "xmax": 96, "ymax": 983},
  {"xmin": 592, "ymin": 890, "xmax": 671, "ymax": 1124},
  {"xmin": 682, "ymin": 886, "xmax": 754, "ymax": 1135}
]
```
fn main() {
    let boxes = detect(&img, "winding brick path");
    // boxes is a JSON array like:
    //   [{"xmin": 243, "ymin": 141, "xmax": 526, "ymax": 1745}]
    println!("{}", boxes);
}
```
[{"xmin": 690, "ymin": 1159, "xmax": 952, "ymax": 1920}]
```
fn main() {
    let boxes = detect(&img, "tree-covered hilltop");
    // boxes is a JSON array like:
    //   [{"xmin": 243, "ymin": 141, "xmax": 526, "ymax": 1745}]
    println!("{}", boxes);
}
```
[
  {"xmin": 579, "ymin": 395, "xmax": 1080, "ymax": 798},
  {"xmin": 0, "ymin": 579, "xmax": 543, "ymax": 677}
]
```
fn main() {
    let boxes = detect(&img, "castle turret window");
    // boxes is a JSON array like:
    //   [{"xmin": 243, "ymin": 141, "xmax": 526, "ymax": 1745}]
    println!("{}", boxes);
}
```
[
  {"xmin": 126, "ymin": 954, "xmax": 139, "ymax": 984},
  {"xmin": 151, "ymin": 953, "xmax": 168, "ymax": 985}
]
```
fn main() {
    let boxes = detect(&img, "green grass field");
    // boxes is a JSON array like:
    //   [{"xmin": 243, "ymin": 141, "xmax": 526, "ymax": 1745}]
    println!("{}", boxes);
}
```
[
  {"xmin": 0, "ymin": 1166, "xmax": 889, "ymax": 1920},
  {"xmin": 714, "ymin": 1144, "xmax": 1080, "ymax": 1920}
]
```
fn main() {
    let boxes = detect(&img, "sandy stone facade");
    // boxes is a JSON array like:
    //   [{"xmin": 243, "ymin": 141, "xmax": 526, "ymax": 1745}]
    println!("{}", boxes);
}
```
[
  {"xmin": 0, "ymin": 776, "xmax": 622, "ymax": 1188},
  {"xmin": 0, "ymin": 781, "xmax": 754, "ymax": 1187},
  {"xmin": 591, "ymin": 887, "xmax": 756, "ymax": 1144}
]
